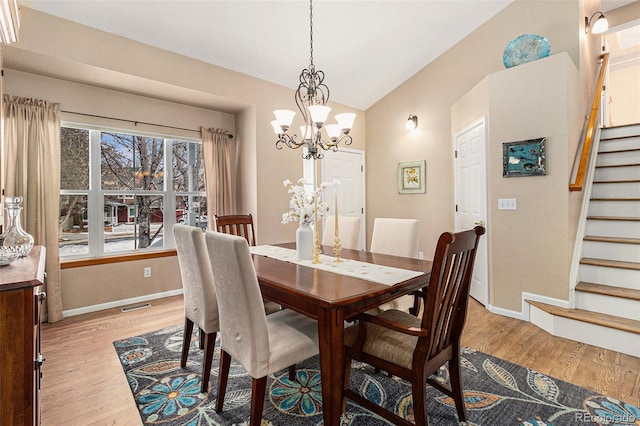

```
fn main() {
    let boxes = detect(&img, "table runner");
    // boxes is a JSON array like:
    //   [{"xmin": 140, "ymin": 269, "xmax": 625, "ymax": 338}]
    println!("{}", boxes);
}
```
[{"xmin": 249, "ymin": 245, "xmax": 423, "ymax": 286}]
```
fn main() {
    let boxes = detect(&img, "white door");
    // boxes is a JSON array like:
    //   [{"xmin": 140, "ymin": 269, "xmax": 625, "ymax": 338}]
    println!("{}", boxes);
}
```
[
  {"xmin": 321, "ymin": 149, "xmax": 365, "ymax": 250},
  {"xmin": 454, "ymin": 118, "xmax": 489, "ymax": 306}
]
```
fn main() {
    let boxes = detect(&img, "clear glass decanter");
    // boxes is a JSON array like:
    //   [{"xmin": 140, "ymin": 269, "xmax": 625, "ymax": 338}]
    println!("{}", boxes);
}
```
[{"xmin": 1, "ymin": 197, "xmax": 34, "ymax": 257}]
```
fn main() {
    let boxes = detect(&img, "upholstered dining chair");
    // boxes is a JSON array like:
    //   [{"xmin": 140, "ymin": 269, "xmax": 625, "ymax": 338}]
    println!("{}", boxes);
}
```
[
  {"xmin": 369, "ymin": 218, "xmax": 420, "ymax": 314},
  {"xmin": 205, "ymin": 231, "xmax": 320, "ymax": 426},
  {"xmin": 343, "ymin": 226, "xmax": 485, "ymax": 426},
  {"xmin": 172, "ymin": 224, "xmax": 219, "ymax": 393},
  {"xmin": 214, "ymin": 213, "xmax": 280, "ymax": 315},
  {"xmin": 322, "ymin": 216, "xmax": 361, "ymax": 250}
]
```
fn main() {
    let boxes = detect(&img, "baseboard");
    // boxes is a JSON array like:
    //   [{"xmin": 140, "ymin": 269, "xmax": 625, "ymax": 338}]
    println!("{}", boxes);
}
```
[
  {"xmin": 521, "ymin": 292, "xmax": 570, "ymax": 322},
  {"xmin": 486, "ymin": 303, "xmax": 525, "ymax": 320},
  {"xmin": 487, "ymin": 292, "xmax": 570, "ymax": 322},
  {"xmin": 62, "ymin": 289, "xmax": 184, "ymax": 317}
]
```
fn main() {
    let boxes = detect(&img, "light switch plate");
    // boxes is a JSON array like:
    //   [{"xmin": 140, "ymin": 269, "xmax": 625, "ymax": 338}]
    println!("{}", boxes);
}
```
[{"xmin": 498, "ymin": 198, "xmax": 517, "ymax": 210}]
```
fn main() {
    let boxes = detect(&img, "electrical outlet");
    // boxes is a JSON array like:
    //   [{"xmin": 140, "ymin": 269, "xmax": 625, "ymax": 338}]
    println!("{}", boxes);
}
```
[
  {"xmin": 143, "ymin": 267, "xmax": 151, "ymax": 278},
  {"xmin": 418, "ymin": 251, "xmax": 424, "ymax": 260}
]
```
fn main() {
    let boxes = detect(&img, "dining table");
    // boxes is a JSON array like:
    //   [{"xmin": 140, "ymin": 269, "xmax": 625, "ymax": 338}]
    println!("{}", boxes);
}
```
[{"xmin": 250, "ymin": 242, "xmax": 432, "ymax": 426}]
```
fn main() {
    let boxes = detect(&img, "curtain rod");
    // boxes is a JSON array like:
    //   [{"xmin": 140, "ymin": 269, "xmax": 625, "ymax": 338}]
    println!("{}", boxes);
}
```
[{"xmin": 61, "ymin": 110, "xmax": 233, "ymax": 138}]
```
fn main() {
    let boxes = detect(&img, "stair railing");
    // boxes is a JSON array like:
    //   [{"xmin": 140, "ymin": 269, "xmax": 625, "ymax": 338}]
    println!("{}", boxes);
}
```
[
  {"xmin": 567, "ymin": 53, "xmax": 610, "ymax": 306},
  {"xmin": 569, "ymin": 53, "xmax": 610, "ymax": 192}
]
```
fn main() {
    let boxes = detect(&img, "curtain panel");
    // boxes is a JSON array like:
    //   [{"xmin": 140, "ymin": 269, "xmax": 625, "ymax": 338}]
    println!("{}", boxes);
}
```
[
  {"xmin": 3, "ymin": 95, "xmax": 63, "ymax": 322},
  {"xmin": 201, "ymin": 127, "xmax": 233, "ymax": 226}
]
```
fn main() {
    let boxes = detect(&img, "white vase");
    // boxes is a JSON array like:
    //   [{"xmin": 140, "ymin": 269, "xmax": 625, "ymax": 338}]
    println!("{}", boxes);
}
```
[{"xmin": 296, "ymin": 222, "xmax": 314, "ymax": 260}]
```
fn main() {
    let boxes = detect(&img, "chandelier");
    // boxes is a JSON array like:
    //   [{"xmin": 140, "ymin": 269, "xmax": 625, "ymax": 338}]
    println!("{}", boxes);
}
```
[{"xmin": 271, "ymin": 0, "xmax": 355, "ymax": 160}]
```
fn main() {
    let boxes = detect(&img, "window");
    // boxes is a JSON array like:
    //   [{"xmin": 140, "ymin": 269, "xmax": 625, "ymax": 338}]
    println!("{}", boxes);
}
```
[{"xmin": 59, "ymin": 125, "xmax": 206, "ymax": 259}]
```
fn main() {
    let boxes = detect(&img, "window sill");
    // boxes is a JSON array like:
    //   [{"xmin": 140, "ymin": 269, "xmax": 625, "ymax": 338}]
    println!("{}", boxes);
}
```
[{"xmin": 61, "ymin": 249, "xmax": 177, "ymax": 269}]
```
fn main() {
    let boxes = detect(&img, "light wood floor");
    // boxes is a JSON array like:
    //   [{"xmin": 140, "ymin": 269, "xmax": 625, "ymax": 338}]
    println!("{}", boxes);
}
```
[{"xmin": 40, "ymin": 296, "xmax": 639, "ymax": 425}]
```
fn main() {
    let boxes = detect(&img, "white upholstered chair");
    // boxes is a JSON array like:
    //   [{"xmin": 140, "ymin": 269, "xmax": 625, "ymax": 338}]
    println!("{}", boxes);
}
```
[
  {"xmin": 369, "ymin": 218, "xmax": 420, "ymax": 314},
  {"xmin": 214, "ymin": 213, "xmax": 281, "ymax": 315},
  {"xmin": 172, "ymin": 224, "xmax": 219, "ymax": 393},
  {"xmin": 322, "ymin": 216, "xmax": 361, "ymax": 250},
  {"xmin": 205, "ymin": 231, "xmax": 319, "ymax": 426}
]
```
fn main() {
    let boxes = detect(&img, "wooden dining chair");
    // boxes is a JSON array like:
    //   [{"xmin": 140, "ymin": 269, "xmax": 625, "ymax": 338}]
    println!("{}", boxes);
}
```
[
  {"xmin": 205, "ymin": 231, "xmax": 320, "ymax": 426},
  {"xmin": 343, "ymin": 226, "xmax": 485, "ymax": 426},
  {"xmin": 369, "ymin": 218, "xmax": 421, "ymax": 314},
  {"xmin": 172, "ymin": 224, "xmax": 219, "ymax": 393},
  {"xmin": 214, "ymin": 213, "xmax": 281, "ymax": 315},
  {"xmin": 322, "ymin": 216, "xmax": 361, "ymax": 250},
  {"xmin": 214, "ymin": 214, "xmax": 256, "ymax": 246}
]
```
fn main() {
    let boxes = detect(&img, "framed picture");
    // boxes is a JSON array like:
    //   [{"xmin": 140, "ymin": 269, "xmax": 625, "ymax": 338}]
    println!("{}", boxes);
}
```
[
  {"xmin": 503, "ymin": 137, "xmax": 546, "ymax": 177},
  {"xmin": 398, "ymin": 160, "xmax": 426, "ymax": 194}
]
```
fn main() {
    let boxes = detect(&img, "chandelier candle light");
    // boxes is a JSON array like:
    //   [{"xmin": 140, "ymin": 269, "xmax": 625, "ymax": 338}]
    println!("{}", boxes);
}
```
[{"xmin": 271, "ymin": 0, "xmax": 356, "ymax": 160}]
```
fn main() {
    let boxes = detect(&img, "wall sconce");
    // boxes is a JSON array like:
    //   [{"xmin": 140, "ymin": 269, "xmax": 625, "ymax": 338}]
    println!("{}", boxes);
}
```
[
  {"xmin": 585, "ymin": 11, "xmax": 608, "ymax": 34},
  {"xmin": 405, "ymin": 114, "xmax": 418, "ymax": 130}
]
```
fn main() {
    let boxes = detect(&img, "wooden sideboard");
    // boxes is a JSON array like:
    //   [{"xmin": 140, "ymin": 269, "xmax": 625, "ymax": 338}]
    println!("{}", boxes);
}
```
[{"xmin": 0, "ymin": 246, "xmax": 46, "ymax": 425}]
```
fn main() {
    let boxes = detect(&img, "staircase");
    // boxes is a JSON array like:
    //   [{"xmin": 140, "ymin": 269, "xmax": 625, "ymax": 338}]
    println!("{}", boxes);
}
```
[{"xmin": 528, "ymin": 123, "xmax": 640, "ymax": 358}]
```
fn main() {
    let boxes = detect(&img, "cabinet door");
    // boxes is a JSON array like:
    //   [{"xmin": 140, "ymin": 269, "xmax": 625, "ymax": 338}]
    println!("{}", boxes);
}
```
[{"xmin": 34, "ymin": 287, "xmax": 45, "ymax": 425}]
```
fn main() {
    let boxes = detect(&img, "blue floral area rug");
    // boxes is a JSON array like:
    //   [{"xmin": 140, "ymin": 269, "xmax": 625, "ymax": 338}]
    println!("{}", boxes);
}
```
[{"xmin": 113, "ymin": 325, "xmax": 639, "ymax": 425}]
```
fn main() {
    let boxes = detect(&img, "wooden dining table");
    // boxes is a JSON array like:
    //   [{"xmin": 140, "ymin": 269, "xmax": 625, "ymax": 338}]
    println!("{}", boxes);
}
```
[{"xmin": 251, "ymin": 243, "xmax": 432, "ymax": 426}]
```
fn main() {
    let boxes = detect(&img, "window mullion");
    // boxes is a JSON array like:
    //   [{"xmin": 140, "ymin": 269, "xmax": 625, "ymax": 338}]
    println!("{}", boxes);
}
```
[
  {"xmin": 164, "ymin": 140, "xmax": 176, "ymax": 247},
  {"xmin": 88, "ymin": 129, "xmax": 104, "ymax": 258}
]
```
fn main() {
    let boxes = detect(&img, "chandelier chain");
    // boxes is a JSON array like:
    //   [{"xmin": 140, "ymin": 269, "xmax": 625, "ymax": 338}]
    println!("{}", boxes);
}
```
[
  {"xmin": 309, "ymin": 0, "xmax": 314, "ymax": 67},
  {"xmin": 272, "ymin": 0, "xmax": 355, "ymax": 160}
]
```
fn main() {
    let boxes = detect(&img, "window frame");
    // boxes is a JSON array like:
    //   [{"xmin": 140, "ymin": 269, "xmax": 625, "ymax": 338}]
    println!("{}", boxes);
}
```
[{"xmin": 60, "ymin": 122, "xmax": 205, "ymax": 260}]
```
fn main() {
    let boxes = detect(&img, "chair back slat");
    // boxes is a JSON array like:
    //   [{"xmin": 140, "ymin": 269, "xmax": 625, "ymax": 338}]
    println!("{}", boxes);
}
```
[
  {"xmin": 421, "ymin": 226, "xmax": 485, "ymax": 360},
  {"xmin": 215, "ymin": 214, "xmax": 257, "ymax": 246}
]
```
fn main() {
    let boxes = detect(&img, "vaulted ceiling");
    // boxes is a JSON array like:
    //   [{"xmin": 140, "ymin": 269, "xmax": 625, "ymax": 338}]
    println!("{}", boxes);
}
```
[{"xmin": 24, "ymin": 0, "xmax": 635, "ymax": 110}]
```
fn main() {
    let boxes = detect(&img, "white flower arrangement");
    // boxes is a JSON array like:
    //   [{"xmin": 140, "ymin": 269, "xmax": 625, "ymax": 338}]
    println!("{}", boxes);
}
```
[{"xmin": 282, "ymin": 178, "xmax": 338, "ymax": 226}]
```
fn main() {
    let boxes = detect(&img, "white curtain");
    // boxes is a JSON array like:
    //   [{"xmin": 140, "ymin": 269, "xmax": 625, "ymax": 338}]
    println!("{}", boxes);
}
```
[
  {"xmin": 3, "ymin": 95, "xmax": 63, "ymax": 322},
  {"xmin": 201, "ymin": 127, "xmax": 233, "ymax": 225}
]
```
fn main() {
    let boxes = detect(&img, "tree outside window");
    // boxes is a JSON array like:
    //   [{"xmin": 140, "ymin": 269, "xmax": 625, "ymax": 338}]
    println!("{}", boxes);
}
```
[{"xmin": 59, "ymin": 125, "xmax": 206, "ymax": 258}]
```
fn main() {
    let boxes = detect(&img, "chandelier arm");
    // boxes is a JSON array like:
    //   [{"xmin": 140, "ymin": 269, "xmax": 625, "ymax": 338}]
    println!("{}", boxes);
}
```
[
  {"xmin": 295, "ymin": 79, "xmax": 310, "ymax": 126},
  {"xmin": 275, "ymin": 134, "xmax": 306, "ymax": 150},
  {"xmin": 340, "ymin": 134, "xmax": 353, "ymax": 146}
]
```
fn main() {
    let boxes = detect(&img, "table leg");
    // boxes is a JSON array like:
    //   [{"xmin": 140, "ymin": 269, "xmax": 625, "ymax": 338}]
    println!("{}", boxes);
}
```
[{"xmin": 317, "ymin": 307, "xmax": 345, "ymax": 426}]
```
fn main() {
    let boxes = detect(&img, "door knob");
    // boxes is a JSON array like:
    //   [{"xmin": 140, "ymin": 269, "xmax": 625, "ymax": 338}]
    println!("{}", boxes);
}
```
[{"xmin": 475, "ymin": 220, "xmax": 485, "ymax": 226}]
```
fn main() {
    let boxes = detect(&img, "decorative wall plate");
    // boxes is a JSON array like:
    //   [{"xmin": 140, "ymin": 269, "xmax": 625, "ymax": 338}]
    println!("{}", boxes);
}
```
[{"xmin": 503, "ymin": 34, "xmax": 551, "ymax": 68}]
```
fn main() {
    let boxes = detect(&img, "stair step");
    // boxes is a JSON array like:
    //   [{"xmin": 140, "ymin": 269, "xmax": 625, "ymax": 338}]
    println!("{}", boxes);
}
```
[
  {"xmin": 582, "ymin": 237, "xmax": 640, "ymax": 263},
  {"xmin": 593, "ymin": 179, "xmax": 640, "ymax": 184},
  {"xmin": 587, "ymin": 216, "xmax": 640, "ymax": 221},
  {"xmin": 601, "ymin": 134, "xmax": 640, "ymax": 142},
  {"xmin": 584, "ymin": 235, "xmax": 640, "ymax": 245},
  {"xmin": 592, "ymin": 179, "xmax": 640, "ymax": 198},
  {"xmin": 598, "ymin": 148, "xmax": 640, "ymax": 155},
  {"xmin": 526, "ymin": 300, "xmax": 640, "ymax": 335},
  {"xmin": 588, "ymin": 200, "xmax": 640, "ymax": 217},
  {"xmin": 590, "ymin": 198, "xmax": 640, "ymax": 201},
  {"xmin": 595, "ymin": 162, "xmax": 640, "ymax": 169},
  {"xmin": 597, "ymin": 152, "xmax": 640, "ymax": 167},
  {"xmin": 586, "ymin": 218, "xmax": 640, "ymax": 239},
  {"xmin": 576, "ymin": 282, "xmax": 640, "ymax": 301},
  {"xmin": 601, "ymin": 124, "xmax": 640, "ymax": 140},
  {"xmin": 594, "ymin": 164, "xmax": 640, "ymax": 181},
  {"xmin": 599, "ymin": 136, "xmax": 640, "ymax": 152},
  {"xmin": 580, "ymin": 257, "xmax": 640, "ymax": 271}
]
